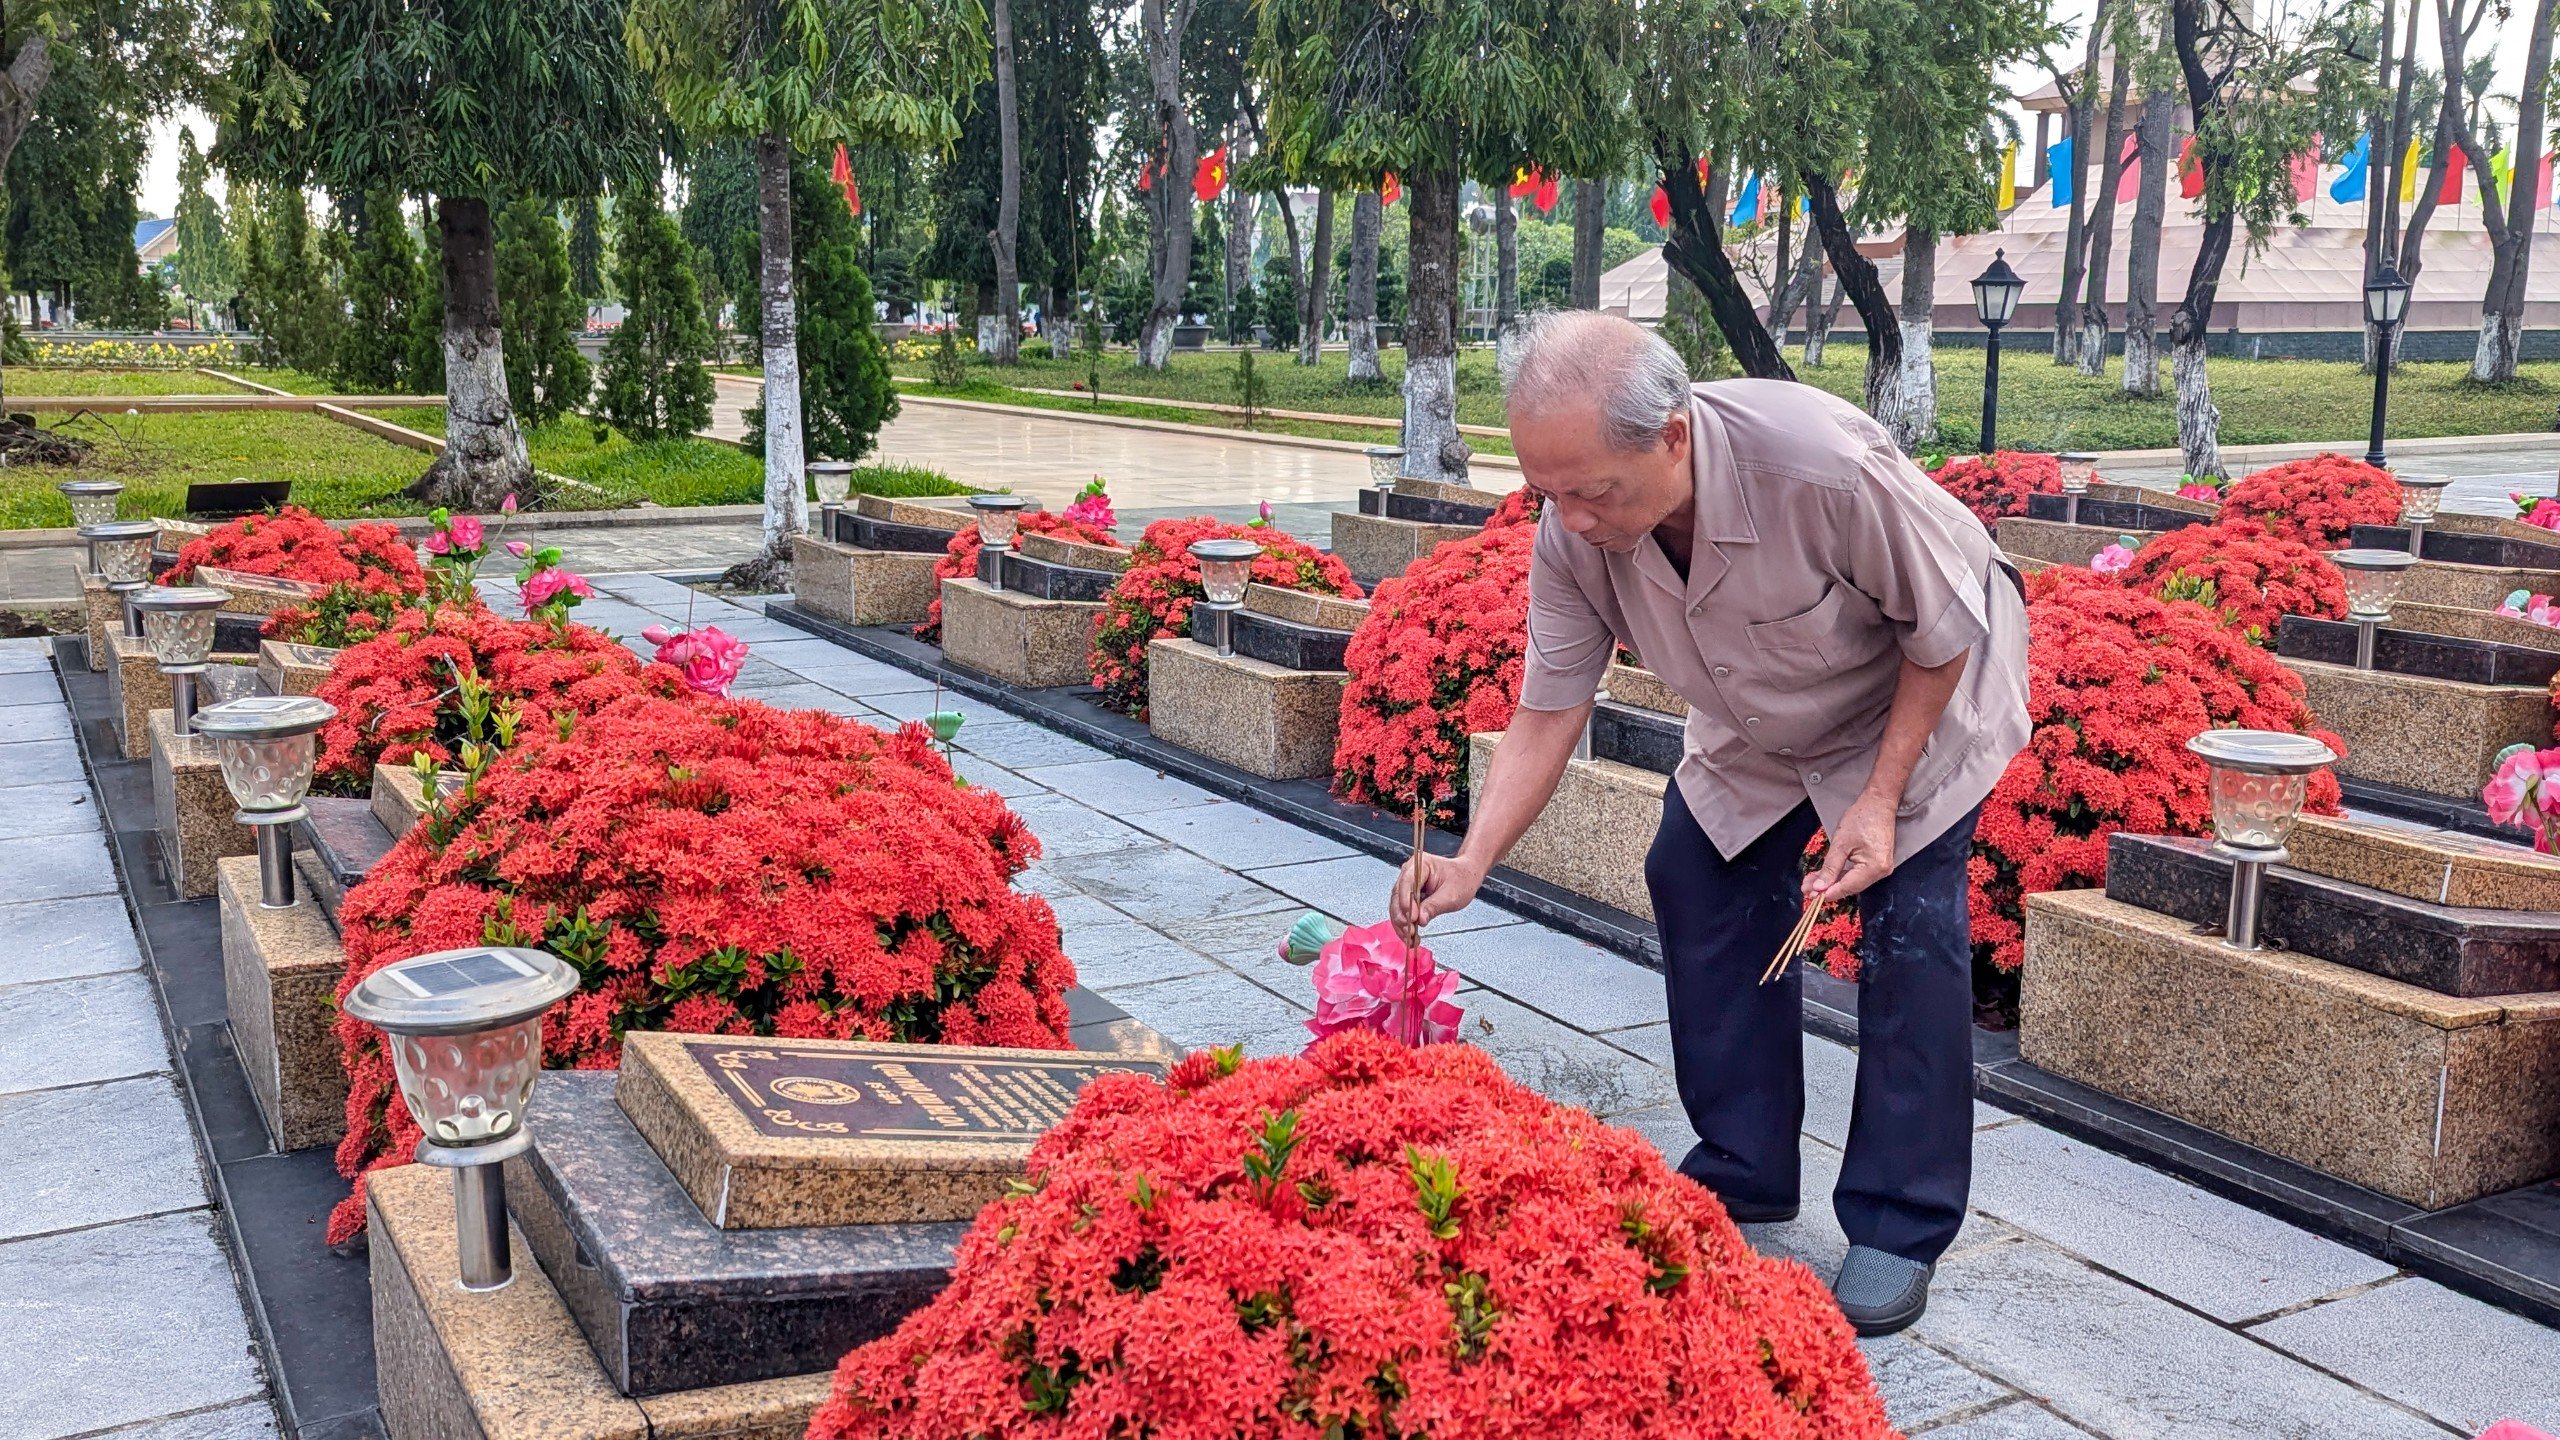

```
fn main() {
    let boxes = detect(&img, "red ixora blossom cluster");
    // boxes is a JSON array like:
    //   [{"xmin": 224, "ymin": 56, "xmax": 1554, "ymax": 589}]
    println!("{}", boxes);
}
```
[
  {"xmin": 2099, "ymin": 519, "xmax": 2348, "ymax": 644},
  {"xmin": 308, "ymin": 604, "xmax": 681, "ymax": 792},
  {"xmin": 2218, "ymin": 454, "xmax": 2404, "ymax": 549},
  {"xmin": 916, "ymin": 511, "xmax": 1122, "ymax": 644},
  {"xmin": 1088, "ymin": 516, "xmax": 1361, "ymax": 716},
  {"xmin": 164, "ymin": 507, "xmax": 430, "ymax": 647},
  {"xmin": 1812, "ymin": 584, "xmax": 2343, "ymax": 983},
  {"xmin": 1333, "ymin": 488, "xmax": 1543, "ymax": 816},
  {"xmin": 811, "ymin": 1032, "xmax": 1892, "ymax": 1440},
  {"xmin": 326, "ymin": 693, "xmax": 1075, "ymax": 1242},
  {"xmin": 1925, "ymin": 451, "xmax": 2063, "ymax": 527}
]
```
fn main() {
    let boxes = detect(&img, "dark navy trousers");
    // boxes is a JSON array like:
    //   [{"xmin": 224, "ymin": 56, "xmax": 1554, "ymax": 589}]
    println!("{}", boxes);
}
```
[{"xmin": 1643, "ymin": 787, "xmax": 1981, "ymax": 1265}]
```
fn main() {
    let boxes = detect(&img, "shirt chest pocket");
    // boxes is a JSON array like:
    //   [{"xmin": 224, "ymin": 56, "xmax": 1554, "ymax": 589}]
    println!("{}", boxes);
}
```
[{"xmin": 1741, "ymin": 583, "xmax": 1887, "ymax": 685}]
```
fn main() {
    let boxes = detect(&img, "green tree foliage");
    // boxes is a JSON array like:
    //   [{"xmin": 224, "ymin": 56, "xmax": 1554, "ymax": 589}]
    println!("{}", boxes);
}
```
[
  {"xmin": 495, "ymin": 198, "xmax": 592, "ymax": 427},
  {"xmin": 678, "ymin": 141, "xmax": 760, "ymax": 326},
  {"xmin": 3, "ymin": 45, "xmax": 163, "ymax": 328},
  {"xmin": 916, "ymin": 0, "xmax": 1104, "ymax": 312},
  {"xmin": 596, "ymin": 200, "xmax": 714, "ymax": 442},
  {"xmin": 170, "ymin": 130, "xmax": 234, "ymax": 314},
  {"xmin": 568, "ymin": 196, "xmax": 605, "ymax": 301},
  {"xmin": 741, "ymin": 162, "xmax": 898, "ymax": 462},
  {"xmin": 234, "ymin": 185, "xmax": 343, "ymax": 373},
  {"xmin": 335, "ymin": 190, "xmax": 424, "ymax": 392}
]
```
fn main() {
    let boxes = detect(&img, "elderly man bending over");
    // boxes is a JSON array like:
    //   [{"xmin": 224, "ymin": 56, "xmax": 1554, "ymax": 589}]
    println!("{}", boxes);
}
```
[{"xmin": 1392, "ymin": 311, "xmax": 2028, "ymax": 1335}]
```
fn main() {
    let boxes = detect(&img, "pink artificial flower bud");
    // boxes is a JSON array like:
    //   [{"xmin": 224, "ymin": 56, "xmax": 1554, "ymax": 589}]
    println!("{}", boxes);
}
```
[
  {"xmin": 423, "ymin": 530, "xmax": 451, "ymax": 555},
  {"xmin": 505, "ymin": 540, "xmax": 531, "ymax": 558},
  {"xmin": 501, "ymin": 493, "xmax": 519, "ymax": 515}
]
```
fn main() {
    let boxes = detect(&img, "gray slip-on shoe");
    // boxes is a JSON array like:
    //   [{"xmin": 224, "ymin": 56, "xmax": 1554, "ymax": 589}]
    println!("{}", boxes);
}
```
[
  {"xmin": 1675, "ymin": 1145, "xmax": 1798, "ymax": 1224},
  {"xmin": 1831, "ymin": 1244, "xmax": 1933, "ymax": 1336}
]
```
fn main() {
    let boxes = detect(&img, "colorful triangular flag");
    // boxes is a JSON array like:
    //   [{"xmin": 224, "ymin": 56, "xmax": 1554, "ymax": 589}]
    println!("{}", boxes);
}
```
[
  {"xmin": 1193, "ymin": 147, "xmax": 1229, "ymax": 203},
  {"xmin": 1998, "ymin": 142, "xmax": 2017, "ymax": 210},
  {"xmin": 2329, "ymin": 134, "xmax": 2370, "ymax": 203},
  {"xmin": 830, "ymin": 144, "xmax": 861, "ymax": 217},
  {"xmin": 1729, "ymin": 172, "xmax": 1761, "ymax": 226},
  {"xmin": 2399, "ymin": 139, "xmax": 2420, "ymax": 204},
  {"xmin": 2047, "ymin": 136, "xmax": 2074, "ymax": 207}
]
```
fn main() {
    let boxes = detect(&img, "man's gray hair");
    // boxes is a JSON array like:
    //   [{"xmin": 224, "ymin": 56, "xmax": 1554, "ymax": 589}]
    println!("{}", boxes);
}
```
[{"xmin": 1500, "ymin": 310, "xmax": 1694, "ymax": 452}]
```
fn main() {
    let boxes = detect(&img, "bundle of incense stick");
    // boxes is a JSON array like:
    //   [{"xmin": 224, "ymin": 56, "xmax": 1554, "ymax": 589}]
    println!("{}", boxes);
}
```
[
  {"xmin": 1760, "ymin": 897, "xmax": 1826, "ymax": 985},
  {"xmin": 1401, "ymin": 807, "xmax": 1428, "ymax": 946}
]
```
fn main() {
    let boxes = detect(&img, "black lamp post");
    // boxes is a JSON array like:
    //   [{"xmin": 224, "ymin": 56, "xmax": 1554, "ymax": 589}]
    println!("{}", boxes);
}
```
[
  {"xmin": 2363, "ymin": 259, "xmax": 2412, "ymax": 470},
  {"xmin": 1971, "ymin": 249, "xmax": 2026, "ymax": 454}
]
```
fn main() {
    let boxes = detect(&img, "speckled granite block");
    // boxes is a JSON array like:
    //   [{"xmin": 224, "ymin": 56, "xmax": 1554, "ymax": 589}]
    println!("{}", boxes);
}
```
[
  {"xmin": 788, "ymin": 536, "xmax": 943, "ymax": 629},
  {"xmin": 2384, "ymin": 602, "xmax": 2560, "ymax": 654},
  {"xmin": 258, "ymin": 639, "xmax": 341, "ymax": 696},
  {"xmin": 1471, "ymin": 732, "xmax": 1662, "ymax": 920},
  {"xmin": 1603, "ymin": 663, "xmax": 1690, "ymax": 718},
  {"xmin": 2285, "ymin": 813, "xmax": 2560, "ymax": 911},
  {"xmin": 508, "ymin": 1073, "xmax": 959, "ymax": 1397},
  {"xmin": 1243, "ymin": 582, "xmax": 1369, "ymax": 631},
  {"xmin": 2287, "ymin": 659, "xmax": 2553, "ymax": 802},
  {"xmin": 2020, "ymin": 888, "xmax": 2560, "ymax": 1209},
  {"xmin": 294, "ymin": 797, "xmax": 396, "ymax": 925},
  {"xmin": 189, "ymin": 567, "xmax": 316, "ymax": 619},
  {"xmin": 370, "ymin": 1164, "xmax": 830, "ymax": 1440},
  {"xmin": 81, "ymin": 575, "xmax": 120, "ymax": 672},
  {"xmin": 1992, "ymin": 516, "xmax": 2125, "ymax": 568},
  {"xmin": 853, "ymin": 493, "xmax": 972, "ymax": 531},
  {"xmin": 114, "ymin": 639, "xmax": 258, "ymax": 760},
  {"xmin": 370, "ymin": 762, "xmax": 450, "ymax": 842},
  {"xmin": 1145, "ymin": 637, "xmax": 1344, "ymax": 780},
  {"xmin": 937, "ymin": 578, "xmax": 1101, "ymax": 688},
  {"xmin": 615, "ymin": 1031, "xmax": 1168, "ymax": 1229},
  {"xmin": 150, "ymin": 710, "xmax": 251, "ymax": 899},
  {"xmin": 220, "ymin": 852, "xmax": 346, "ymax": 1151},
  {"xmin": 154, "ymin": 515, "xmax": 212, "ymax": 550},
  {"xmin": 1390, "ymin": 475, "xmax": 1487, "ymax": 506},
  {"xmin": 2397, "ymin": 560, "xmax": 2560, "ymax": 614},
  {"xmin": 1329, "ymin": 512, "xmax": 1477, "ymax": 587},
  {"xmin": 1015, "ymin": 532, "xmax": 1132, "ymax": 573}
]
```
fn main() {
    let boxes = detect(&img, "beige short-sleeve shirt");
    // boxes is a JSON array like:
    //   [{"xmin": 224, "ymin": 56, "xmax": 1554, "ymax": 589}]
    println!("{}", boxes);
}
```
[{"xmin": 1518, "ymin": 379, "xmax": 2031, "ymax": 863}]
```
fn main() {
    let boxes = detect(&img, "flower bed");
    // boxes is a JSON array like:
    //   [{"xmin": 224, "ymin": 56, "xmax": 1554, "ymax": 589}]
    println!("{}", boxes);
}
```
[
  {"xmin": 164, "ymin": 506, "xmax": 430, "ymax": 647},
  {"xmin": 1088, "ymin": 516, "xmax": 1361, "ymax": 716},
  {"xmin": 916, "ymin": 512, "xmax": 1122, "ymax": 644},
  {"xmin": 2218, "ymin": 454, "xmax": 2403, "ymax": 548},
  {"xmin": 326, "ymin": 694, "xmax": 1075, "ymax": 1242},
  {"xmin": 2100, "ymin": 520, "xmax": 2348, "ymax": 644},
  {"xmin": 811, "ymin": 1031, "xmax": 1891, "ymax": 1440},
  {"xmin": 1333, "ymin": 489, "xmax": 1542, "ymax": 815},
  {"xmin": 1925, "ymin": 450, "xmax": 2062, "ymax": 527},
  {"xmin": 308, "ymin": 605, "xmax": 677, "ymax": 793},
  {"xmin": 1815, "ymin": 584, "xmax": 2342, "ymax": 987}
]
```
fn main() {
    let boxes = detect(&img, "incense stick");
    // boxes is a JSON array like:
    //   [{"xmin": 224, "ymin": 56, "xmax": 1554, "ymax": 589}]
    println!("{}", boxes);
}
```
[{"xmin": 1759, "ymin": 897, "xmax": 1825, "ymax": 986}]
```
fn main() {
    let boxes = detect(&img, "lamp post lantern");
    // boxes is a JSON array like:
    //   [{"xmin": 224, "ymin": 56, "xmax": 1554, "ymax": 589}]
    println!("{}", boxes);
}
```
[
  {"xmin": 2185, "ymin": 730, "xmax": 2337, "ymax": 952},
  {"xmin": 340, "ymin": 946, "xmax": 579, "ymax": 1290},
  {"xmin": 810, "ymin": 461, "xmax": 856, "ymax": 538},
  {"xmin": 60, "ymin": 481, "xmax": 122, "ymax": 575},
  {"xmin": 1971, "ymin": 249, "xmax": 2026, "ymax": 455},
  {"xmin": 129, "ymin": 586, "xmax": 230, "ymax": 734},
  {"xmin": 84, "ymin": 520, "xmax": 161, "ymax": 639},
  {"xmin": 2328, "ymin": 548, "xmax": 2420, "ymax": 670},
  {"xmin": 1188, "ymin": 539, "xmax": 1261, "ymax": 657},
  {"xmin": 967, "ymin": 495, "xmax": 1028, "ymax": 584},
  {"xmin": 190, "ymin": 694, "xmax": 335, "ymax": 909},
  {"xmin": 2394, "ymin": 473, "xmax": 2451, "ymax": 558},
  {"xmin": 2363, "ymin": 261, "xmax": 2412, "ymax": 470},
  {"xmin": 2057, "ymin": 452, "xmax": 2099, "ymax": 526},
  {"xmin": 1365, "ymin": 446, "xmax": 1406, "ymax": 491}
]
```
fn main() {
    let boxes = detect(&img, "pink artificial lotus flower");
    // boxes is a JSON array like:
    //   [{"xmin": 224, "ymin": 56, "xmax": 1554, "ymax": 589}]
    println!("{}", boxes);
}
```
[
  {"xmin": 518, "ymin": 567, "xmax": 594, "ymax": 615},
  {"xmin": 446, "ymin": 514, "xmax": 485, "ymax": 552},
  {"xmin": 501, "ymin": 492, "xmax": 519, "ymax": 515},
  {"xmin": 2498, "ymin": 590, "xmax": 2560, "ymax": 629},
  {"xmin": 1305, "ymin": 921, "xmax": 1465, "ymax": 1047},
  {"xmin": 422, "ymin": 529, "xmax": 451, "ymax": 555},
  {"xmin": 2090, "ymin": 540, "xmax": 2137, "ymax": 575},
  {"xmin": 2484, "ymin": 745, "xmax": 2560, "ymax": 853},
  {"xmin": 2515, "ymin": 493, "xmax": 2560, "ymax": 532},
  {"xmin": 2176, "ymin": 482, "xmax": 2223, "ymax": 502},
  {"xmin": 505, "ymin": 540, "xmax": 531, "ymax": 559},
  {"xmin": 1061, "ymin": 485, "xmax": 1116, "ymax": 531},
  {"xmin": 641, "ymin": 623, "xmax": 750, "ymax": 697}
]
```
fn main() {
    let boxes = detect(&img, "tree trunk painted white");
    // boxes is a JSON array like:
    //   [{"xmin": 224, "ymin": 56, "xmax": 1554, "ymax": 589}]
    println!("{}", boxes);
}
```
[
  {"xmin": 2469, "ymin": 0, "xmax": 2555, "ymax": 382},
  {"xmin": 1400, "ymin": 167, "xmax": 1470, "ymax": 482},
  {"xmin": 1298, "ymin": 189, "xmax": 1334, "ymax": 366},
  {"xmin": 2077, "ymin": 50, "xmax": 2134, "ymax": 377},
  {"xmin": 1135, "ymin": 0, "xmax": 1199, "ymax": 370},
  {"xmin": 753, "ymin": 130, "xmax": 807, "ymax": 567},
  {"xmin": 1223, "ymin": 174, "xmax": 1254, "ymax": 339},
  {"xmin": 1493, "ymin": 188, "xmax": 1519, "ymax": 338},
  {"xmin": 987, "ymin": 0, "xmax": 1022, "ymax": 364},
  {"xmin": 1894, "ymin": 229, "xmax": 1937, "ymax": 451},
  {"xmin": 1346, "ymin": 189, "xmax": 1382, "ymax": 382},
  {"xmin": 1570, "ymin": 179, "xmax": 1603, "ymax": 309},
  {"xmin": 414, "ymin": 196, "xmax": 532, "ymax": 509},
  {"xmin": 2474, "ymin": 310, "xmax": 2519, "ymax": 381},
  {"xmin": 2172, "ymin": 333, "xmax": 2223, "ymax": 480}
]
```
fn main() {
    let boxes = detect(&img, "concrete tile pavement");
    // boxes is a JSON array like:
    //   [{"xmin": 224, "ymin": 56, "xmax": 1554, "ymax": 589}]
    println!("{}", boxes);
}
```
[{"xmin": 0, "ymin": 637, "xmax": 277, "ymax": 1440}]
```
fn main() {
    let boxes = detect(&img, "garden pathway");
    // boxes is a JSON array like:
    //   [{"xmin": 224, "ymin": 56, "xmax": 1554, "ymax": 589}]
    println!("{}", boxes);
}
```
[
  {"xmin": 0, "ymin": 636, "xmax": 279, "ymax": 1439},
  {"xmin": 535, "ymin": 569, "xmax": 2560, "ymax": 1440}
]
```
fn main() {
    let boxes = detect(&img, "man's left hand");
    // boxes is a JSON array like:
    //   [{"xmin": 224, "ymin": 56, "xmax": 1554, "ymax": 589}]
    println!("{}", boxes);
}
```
[{"xmin": 1806, "ymin": 794, "xmax": 1897, "ymax": 904}]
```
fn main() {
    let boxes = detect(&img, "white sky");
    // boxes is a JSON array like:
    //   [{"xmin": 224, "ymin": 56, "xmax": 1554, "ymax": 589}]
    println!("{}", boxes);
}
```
[{"xmin": 137, "ymin": 0, "xmax": 2540, "ymax": 216}]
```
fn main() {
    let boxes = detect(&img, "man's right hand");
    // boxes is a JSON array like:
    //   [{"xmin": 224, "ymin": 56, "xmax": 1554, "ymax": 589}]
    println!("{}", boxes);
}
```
[{"xmin": 1391, "ymin": 852, "xmax": 1489, "ymax": 947}]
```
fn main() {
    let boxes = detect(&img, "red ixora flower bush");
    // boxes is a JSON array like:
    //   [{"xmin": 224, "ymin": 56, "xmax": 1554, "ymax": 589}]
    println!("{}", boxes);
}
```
[
  {"xmin": 165, "ymin": 506, "xmax": 431, "ymax": 647},
  {"xmin": 1088, "ymin": 516, "xmax": 1361, "ymax": 716},
  {"xmin": 1333, "ymin": 488, "xmax": 1542, "ymax": 816},
  {"xmin": 1925, "ymin": 450, "xmax": 2062, "ymax": 528},
  {"xmin": 1813, "ymin": 582, "xmax": 2343, "ymax": 986},
  {"xmin": 2104, "ymin": 519, "xmax": 2348, "ymax": 644},
  {"xmin": 2218, "ymin": 454, "xmax": 2403, "ymax": 549},
  {"xmin": 811, "ymin": 1032, "xmax": 1892, "ymax": 1440},
  {"xmin": 326, "ymin": 693, "xmax": 1075, "ymax": 1242},
  {"xmin": 916, "ymin": 511, "xmax": 1122, "ymax": 644},
  {"xmin": 309, "ymin": 604, "xmax": 681, "ymax": 793}
]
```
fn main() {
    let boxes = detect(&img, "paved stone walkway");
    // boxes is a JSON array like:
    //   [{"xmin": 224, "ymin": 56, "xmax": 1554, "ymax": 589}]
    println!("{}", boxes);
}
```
[
  {"xmin": 543, "ymin": 573, "xmax": 2560, "ymax": 1440},
  {"xmin": 0, "ymin": 637, "xmax": 280, "ymax": 1439}
]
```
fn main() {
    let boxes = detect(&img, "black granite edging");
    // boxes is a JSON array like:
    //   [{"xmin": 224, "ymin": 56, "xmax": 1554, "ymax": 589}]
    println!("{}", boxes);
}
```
[
  {"xmin": 762, "ymin": 604, "xmax": 2560, "ymax": 1329},
  {"xmin": 52, "ymin": 637, "xmax": 388, "ymax": 1440},
  {"xmin": 2338, "ymin": 775, "xmax": 2512, "ymax": 841}
]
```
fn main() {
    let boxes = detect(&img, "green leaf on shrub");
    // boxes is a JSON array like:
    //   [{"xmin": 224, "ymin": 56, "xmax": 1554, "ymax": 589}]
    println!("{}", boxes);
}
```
[{"xmin": 1408, "ymin": 1147, "xmax": 1462, "ymax": 1239}]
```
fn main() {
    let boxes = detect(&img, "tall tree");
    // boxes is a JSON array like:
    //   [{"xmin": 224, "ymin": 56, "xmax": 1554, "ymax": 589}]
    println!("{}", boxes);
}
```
[
  {"xmin": 1344, "ymin": 187, "xmax": 1385, "ymax": 380},
  {"xmin": 2049, "ymin": 0, "xmax": 2112, "ymax": 363},
  {"xmin": 2166, "ymin": 0, "xmax": 2350, "ymax": 478},
  {"xmin": 596, "ymin": 198, "xmax": 715, "ymax": 440},
  {"xmin": 2076, "ymin": 45, "xmax": 2136, "ymax": 376},
  {"xmin": 224, "ymin": 0, "xmax": 651, "ymax": 507},
  {"xmin": 495, "ymin": 198, "xmax": 592, "ymax": 427},
  {"xmin": 740, "ymin": 159, "xmax": 899, "ymax": 462},
  {"xmin": 1259, "ymin": 0, "xmax": 1631, "ymax": 481},
  {"xmin": 1569, "ymin": 178, "xmax": 1605, "ymax": 307},
  {"xmin": 1492, "ymin": 187, "xmax": 1520, "ymax": 348},
  {"xmin": 335, "ymin": 190, "xmax": 423, "ymax": 392},
  {"xmin": 2460, "ymin": 0, "xmax": 2556, "ymax": 381},
  {"xmin": 1135, "ymin": 0, "xmax": 1205, "ymax": 367},
  {"xmin": 232, "ymin": 185, "xmax": 341, "ymax": 373},
  {"xmin": 170, "ymin": 130, "xmax": 234, "ymax": 323},
  {"xmin": 2121, "ymin": 26, "xmax": 2177, "ymax": 396},
  {"xmin": 568, "ymin": 196, "xmax": 605, "ymax": 302},
  {"xmin": 629, "ymin": 0, "xmax": 983, "ymax": 580},
  {"xmin": 1297, "ymin": 188, "xmax": 1334, "ymax": 364},
  {"xmin": 988, "ymin": 0, "xmax": 1023, "ymax": 362},
  {"xmin": 4, "ymin": 44, "xmax": 161, "ymax": 329}
]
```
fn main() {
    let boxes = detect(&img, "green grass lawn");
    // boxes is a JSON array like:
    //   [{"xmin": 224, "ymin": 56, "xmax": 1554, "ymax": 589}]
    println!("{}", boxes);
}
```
[
  {"xmin": 893, "ymin": 371, "xmax": 1511, "ymax": 454},
  {"xmin": 3, "ymin": 409, "xmax": 436, "ymax": 527},
  {"xmin": 2, "ymin": 365, "xmax": 342, "ymax": 398}
]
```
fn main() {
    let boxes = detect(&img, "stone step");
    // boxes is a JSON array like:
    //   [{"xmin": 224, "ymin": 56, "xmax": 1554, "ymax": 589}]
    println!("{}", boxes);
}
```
[
  {"xmin": 2023, "ymin": 492, "xmax": 2215, "ymax": 534},
  {"xmin": 826, "ymin": 510, "xmax": 955, "ymax": 555},
  {"xmin": 1591, "ymin": 700, "xmax": 1681, "ymax": 775},
  {"xmin": 1328, "ymin": 510, "xmax": 1480, "ymax": 588},
  {"xmin": 2276, "ymin": 615, "xmax": 2560, "ymax": 688},
  {"xmin": 1471, "ymin": 731, "xmax": 1663, "ymax": 921},
  {"xmin": 1604, "ymin": 662, "xmax": 1689, "ymax": 719},
  {"xmin": 2102, "ymin": 832, "xmax": 2560, "ymax": 996},
  {"xmin": 998, "ymin": 549, "xmax": 1121, "ymax": 602},
  {"xmin": 2285, "ymin": 813, "xmax": 2560, "ymax": 911},
  {"xmin": 1230, "ymin": 609, "xmax": 1352, "ymax": 672},
  {"xmin": 2351, "ymin": 523, "xmax": 2560, "ymax": 572},
  {"xmin": 2283, "ymin": 658, "xmax": 2553, "ymax": 804},
  {"xmin": 292, "ymin": 796, "xmax": 397, "ymax": 926},
  {"xmin": 1993, "ymin": 516, "xmax": 2129, "ymax": 569}
]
